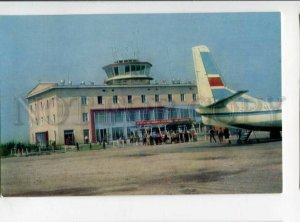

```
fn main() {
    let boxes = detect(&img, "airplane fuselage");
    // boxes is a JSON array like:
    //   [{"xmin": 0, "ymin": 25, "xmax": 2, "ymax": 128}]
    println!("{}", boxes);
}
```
[{"xmin": 196, "ymin": 101, "xmax": 282, "ymax": 131}]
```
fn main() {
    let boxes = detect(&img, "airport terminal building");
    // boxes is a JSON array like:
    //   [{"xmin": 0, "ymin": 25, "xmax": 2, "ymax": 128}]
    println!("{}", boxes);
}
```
[{"xmin": 26, "ymin": 59, "xmax": 201, "ymax": 146}]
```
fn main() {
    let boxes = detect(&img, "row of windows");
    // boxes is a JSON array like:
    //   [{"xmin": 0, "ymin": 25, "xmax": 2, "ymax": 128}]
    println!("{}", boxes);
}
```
[
  {"xmin": 30, "ymin": 97, "xmax": 55, "ymax": 112},
  {"xmin": 106, "ymin": 64, "xmax": 151, "ymax": 78},
  {"xmin": 32, "ymin": 108, "xmax": 198, "ymax": 126},
  {"xmin": 93, "ymin": 93, "xmax": 197, "ymax": 105},
  {"xmin": 33, "ymin": 112, "xmax": 89, "ymax": 126},
  {"xmin": 94, "ymin": 108, "xmax": 199, "ymax": 124},
  {"xmin": 30, "ymin": 93, "xmax": 197, "ymax": 111},
  {"xmin": 32, "ymin": 114, "xmax": 56, "ymax": 126}
]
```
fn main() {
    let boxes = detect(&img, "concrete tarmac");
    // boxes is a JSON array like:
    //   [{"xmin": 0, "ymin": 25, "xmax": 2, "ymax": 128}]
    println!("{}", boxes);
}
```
[{"xmin": 1, "ymin": 140, "xmax": 282, "ymax": 196}]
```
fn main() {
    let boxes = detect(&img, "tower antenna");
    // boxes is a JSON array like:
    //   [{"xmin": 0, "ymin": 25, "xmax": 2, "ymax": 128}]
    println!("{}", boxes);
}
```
[
  {"xmin": 111, "ymin": 41, "xmax": 119, "ymax": 61},
  {"xmin": 166, "ymin": 47, "xmax": 172, "ymax": 78},
  {"xmin": 133, "ymin": 30, "xmax": 140, "ymax": 59}
]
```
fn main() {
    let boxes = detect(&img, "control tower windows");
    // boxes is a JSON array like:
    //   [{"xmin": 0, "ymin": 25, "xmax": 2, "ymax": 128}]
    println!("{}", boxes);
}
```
[
  {"xmin": 118, "ymin": 65, "xmax": 125, "ymax": 75},
  {"xmin": 140, "ymin": 65, "xmax": 145, "ymax": 74},
  {"xmin": 131, "ymin": 65, "xmax": 136, "ymax": 72},
  {"xmin": 131, "ymin": 65, "xmax": 141, "ymax": 75},
  {"xmin": 114, "ymin": 67, "xmax": 119, "ymax": 76},
  {"xmin": 136, "ymin": 65, "xmax": 140, "ymax": 72},
  {"xmin": 125, "ymin": 65, "xmax": 130, "ymax": 74},
  {"xmin": 106, "ymin": 68, "xmax": 113, "ymax": 78},
  {"xmin": 103, "ymin": 60, "xmax": 153, "ymax": 85},
  {"xmin": 145, "ymin": 67, "xmax": 150, "ymax": 75}
]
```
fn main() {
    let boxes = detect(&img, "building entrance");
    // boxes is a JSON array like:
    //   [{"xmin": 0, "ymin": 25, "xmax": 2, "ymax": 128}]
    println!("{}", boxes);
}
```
[
  {"xmin": 83, "ymin": 129, "xmax": 89, "ymax": 144},
  {"xmin": 112, "ymin": 127, "xmax": 124, "ymax": 140},
  {"xmin": 96, "ymin": 128, "xmax": 108, "ymax": 143},
  {"xmin": 36, "ymin": 132, "xmax": 48, "ymax": 147},
  {"xmin": 64, "ymin": 130, "xmax": 75, "ymax": 145}
]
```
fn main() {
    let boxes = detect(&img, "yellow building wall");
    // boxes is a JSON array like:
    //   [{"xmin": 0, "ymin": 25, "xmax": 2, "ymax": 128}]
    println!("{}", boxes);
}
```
[{"xmin": 28, "ymin": 84, "xmax": 199, "ymax": 145}]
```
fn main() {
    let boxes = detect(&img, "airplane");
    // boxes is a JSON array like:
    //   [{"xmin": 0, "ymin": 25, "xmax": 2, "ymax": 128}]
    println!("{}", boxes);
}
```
[{"xmin": 192, "ymin": 45, "xmax": 282, "ymax": 140}]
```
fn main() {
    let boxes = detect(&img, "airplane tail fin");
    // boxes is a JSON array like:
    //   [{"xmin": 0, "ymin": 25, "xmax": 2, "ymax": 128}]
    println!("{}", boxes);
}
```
[{"xmin": 192, "ymin": 45, "xmax": 242, "ymax": 107}]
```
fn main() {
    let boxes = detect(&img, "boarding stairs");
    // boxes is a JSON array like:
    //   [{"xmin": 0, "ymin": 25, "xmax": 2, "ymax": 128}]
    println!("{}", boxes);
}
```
[{"xmin": 237, "ymin": 130, "xmax": 253, "ymax": 144}]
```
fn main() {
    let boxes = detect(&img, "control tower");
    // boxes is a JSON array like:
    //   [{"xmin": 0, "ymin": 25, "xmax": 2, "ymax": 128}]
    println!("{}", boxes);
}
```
[{"xmin": 103, "ymin": 59, "xmax": 153, "ymax": 85}]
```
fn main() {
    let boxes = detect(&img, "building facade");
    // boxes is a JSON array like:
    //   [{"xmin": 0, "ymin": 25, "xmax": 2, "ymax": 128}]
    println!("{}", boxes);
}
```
[{"xmin": 26, "ymin": 59, "xmax": 201, "ymax": 146}]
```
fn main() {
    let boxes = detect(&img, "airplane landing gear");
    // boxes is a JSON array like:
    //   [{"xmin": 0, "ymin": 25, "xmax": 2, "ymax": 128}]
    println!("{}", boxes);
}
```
[{"xmin": 270, "ymin": 131, "xmax": 281, "ymax": 139}]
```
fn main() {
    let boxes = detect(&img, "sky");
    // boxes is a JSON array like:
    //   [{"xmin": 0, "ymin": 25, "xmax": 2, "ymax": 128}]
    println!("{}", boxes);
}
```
[{"xmin": 0, "ymin": 13, "xmax": 281, "ymax": 143}]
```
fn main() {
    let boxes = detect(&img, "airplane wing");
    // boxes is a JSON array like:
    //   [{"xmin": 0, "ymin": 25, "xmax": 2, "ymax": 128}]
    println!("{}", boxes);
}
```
[{"xmin": 206, "ymin": 90, "xmax": 248, "ymax": 109}]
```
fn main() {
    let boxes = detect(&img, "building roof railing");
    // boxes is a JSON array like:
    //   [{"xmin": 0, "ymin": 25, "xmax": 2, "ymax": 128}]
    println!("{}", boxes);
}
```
[{"xmin": 26, "ymin": 80, "xmax": 197, "ymax": 99}]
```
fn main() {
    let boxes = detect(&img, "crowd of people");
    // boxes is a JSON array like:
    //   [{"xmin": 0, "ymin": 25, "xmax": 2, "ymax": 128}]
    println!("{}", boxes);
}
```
[
  {"xmin": 209, "ymin": 127, "xmax": 231, "ymax": 144},
  {"xmin": 127, "ymin": 129, "xmax": 197, "ymax": 146},
  {"xmin": 100, "ymin": 127, "xmax": 232, "ymax": 148}
]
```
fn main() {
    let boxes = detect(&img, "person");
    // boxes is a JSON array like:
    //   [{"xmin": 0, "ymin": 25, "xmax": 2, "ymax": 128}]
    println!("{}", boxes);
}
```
[
  {"xmin": 185, "ymin": 131, "xmax": 189, "ymax": 142},
  {"xmin": 149, "ymin": 134, "xmax": 154, "ymax": 145},
  {"xmin": 135, "ymin": 133, "xmax": 140, "ymax": 145},
  {"xmin": 143, "ymin": 134, "xmax": 147, "ymax": 145},
  {"xmin": 218, "ymin": 128, "xmax": 224, "ymax": 143},
  {"xmin": 16, "ymin": 142, "xmax": 21, "ymax": 156},
  {"xmin": 76, "ymin": 142, "xmax": 79, "ymax": 151},
  {"xmin": 191, "ymin": 129, "xmax": 196, "ymax": 141},
  {"xmin": 152, "ymin": 132, "xmax": 157, "ymax": 145},
  {"xmin": 162, "ymin": 132, "xmax": 166, "ymax": 144},
  {"xmin": 146, "ymin": 133, "xmax": 150, "ymax": 146},
  {"xmin": 157, "ymin": 132, "xmax": 162, "ymax": 145},
  {"xmin": 223, "ymin": 128, "xmax": 231, "ymax": 144},
  {"xmin": 209, "ymin": 128, "xmax": 216, "ymax": 143},
  {"xmin": 171, "ymin": 131, "xmax": 175, "ymax": 144},
  {"xmin": 102, "ymin": 139, "xmax": 106, "ymax": 149},
  {"xmin": 84, "ymin": 136, "xmax": 89, "ymax": 144},
  {"xmin": 130, "ymin": 133, "xmax": 134, "ymax": 144},
  {"xmin": 237, "ymin": 129, "xmax": 242, "ymax": 140},
  {"xmin": 118, "ymin": 137, "xmax": 124, "ymax": 148}
]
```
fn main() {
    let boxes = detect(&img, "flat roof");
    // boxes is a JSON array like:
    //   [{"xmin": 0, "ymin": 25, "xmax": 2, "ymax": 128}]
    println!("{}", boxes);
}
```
[
  {"xmin": 26, "ymin": 82, "xmax": 197, "ymax": 99},
  {"xmin": 103, "ymin": 61, "xmax": 152, "ymax": 70}
]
